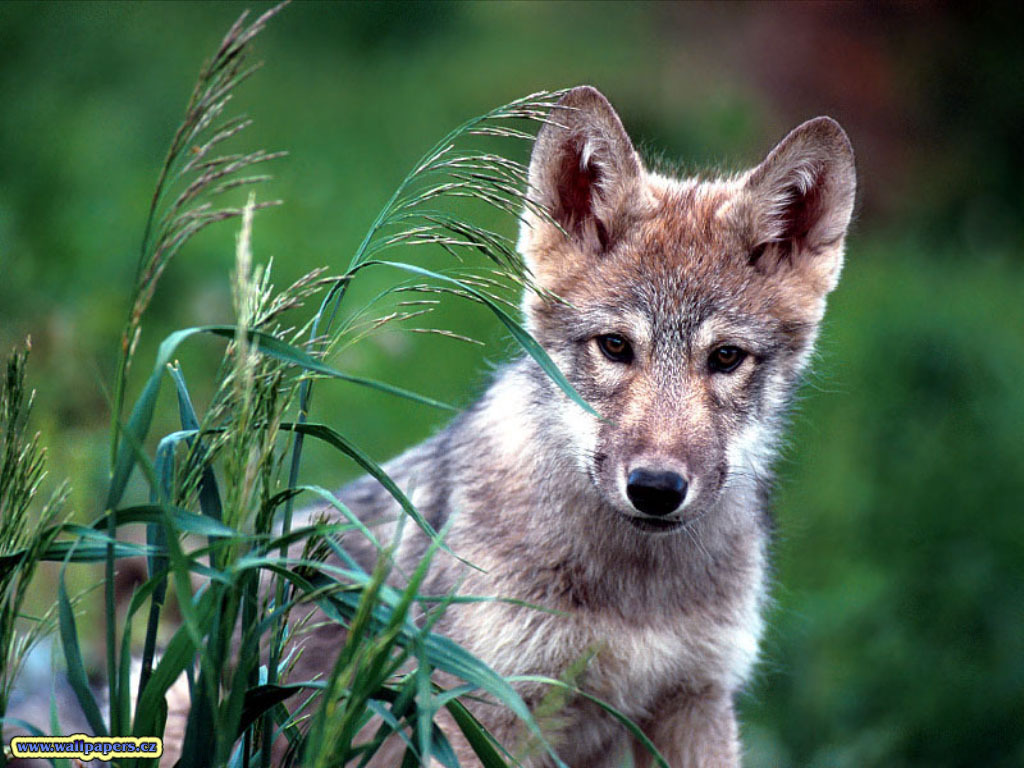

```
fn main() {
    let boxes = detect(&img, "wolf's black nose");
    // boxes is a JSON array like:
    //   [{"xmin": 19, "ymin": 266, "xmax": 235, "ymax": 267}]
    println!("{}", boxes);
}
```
[{"xmin": 626, "ymin": 469, "xmax": 687, "ymax": 517}]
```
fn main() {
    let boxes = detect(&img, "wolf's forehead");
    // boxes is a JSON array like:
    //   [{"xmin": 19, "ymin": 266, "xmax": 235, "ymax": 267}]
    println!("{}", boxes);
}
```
[
  {"xmin": 577, "ymin": 236, "xmax": 790, "ymax": 352},
  {"xmin": 639, "ymin": 177, "xmax": 742, "ymax": 255},
  {"xmin": 631, "ymin": 281, "xmax": 743, "ymax": 346}
]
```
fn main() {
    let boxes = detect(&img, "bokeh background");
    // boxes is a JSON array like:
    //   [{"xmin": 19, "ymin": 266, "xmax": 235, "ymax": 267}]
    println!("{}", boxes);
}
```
[{"xmin": 2, "ymin": 2, "xmax": 1022, "ymax": 766}]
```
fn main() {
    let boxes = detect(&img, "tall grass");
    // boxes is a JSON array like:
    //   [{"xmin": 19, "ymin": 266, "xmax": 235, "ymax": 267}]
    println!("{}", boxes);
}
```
[
  {"xmin": 0, "ymin": 5, "xmax": 657, "ymax": 767},
  {"xmin": 0, "ymin": 345, "xmax": 69, "ymax": 757}
]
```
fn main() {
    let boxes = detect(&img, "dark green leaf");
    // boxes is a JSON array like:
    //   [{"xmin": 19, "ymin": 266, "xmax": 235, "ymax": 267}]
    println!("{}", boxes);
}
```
[{"xmin": 57, "ymin": 571, "xmax": 107, "ymax": 736}]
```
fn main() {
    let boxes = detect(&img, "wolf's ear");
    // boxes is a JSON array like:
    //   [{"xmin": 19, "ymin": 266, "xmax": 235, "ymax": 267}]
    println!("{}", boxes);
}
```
[
  {"xmin": 740, "ymin": 117, "xmax": 856, "ymax": 294},
  {"xmin": 522, "ymin": 86, "xmax": 643, "ymax": 260}
]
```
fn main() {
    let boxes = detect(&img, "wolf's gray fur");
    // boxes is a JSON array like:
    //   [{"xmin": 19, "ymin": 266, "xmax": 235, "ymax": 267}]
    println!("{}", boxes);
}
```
[{"xmin": 298, "ymin": 86, "xmax": 856, "ymax": 767}]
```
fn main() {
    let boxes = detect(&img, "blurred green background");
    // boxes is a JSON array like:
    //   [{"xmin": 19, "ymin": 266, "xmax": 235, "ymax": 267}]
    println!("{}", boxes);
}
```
[{"xmin": 1, "ymin": 2, "xmax": 1022, "ymax": 766}]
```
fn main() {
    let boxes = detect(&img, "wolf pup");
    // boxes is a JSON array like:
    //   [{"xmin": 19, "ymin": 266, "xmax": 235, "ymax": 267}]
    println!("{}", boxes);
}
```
[{"xmin": 304, "ymin": 86, "xmax": 855, "ymax": 767}]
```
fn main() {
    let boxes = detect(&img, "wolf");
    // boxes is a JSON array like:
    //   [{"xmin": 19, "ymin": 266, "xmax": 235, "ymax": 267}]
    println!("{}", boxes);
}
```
[{"xmin": 295, "ymin": 86, "xmax": 856, "ymax": 767}]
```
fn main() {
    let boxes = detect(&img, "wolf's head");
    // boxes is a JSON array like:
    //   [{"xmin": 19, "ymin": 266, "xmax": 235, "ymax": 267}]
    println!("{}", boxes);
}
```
[{"xmin": 518, "ymin": 86, "xmax": 855, "ymax": 532}]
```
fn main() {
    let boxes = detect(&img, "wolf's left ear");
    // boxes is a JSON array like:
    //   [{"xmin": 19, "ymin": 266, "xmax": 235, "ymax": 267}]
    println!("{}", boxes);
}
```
[
  {"xmin": 740, "ymin": 117, "xmax": 856, "ymax": 294},
  {"xmin": 522, "ymin": 86, "xmax": 643, "ymax": 262}
]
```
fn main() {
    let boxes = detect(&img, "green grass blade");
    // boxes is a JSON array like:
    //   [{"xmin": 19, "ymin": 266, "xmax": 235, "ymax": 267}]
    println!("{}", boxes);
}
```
[
  {"xmin": 168, "ymin": 363, "xmax": 225, "ymax": 525},
  {"xmin": 57, "ymin": 570, "xmax": 107, "ymax": 736},
  {"xmin": 0, "ymin": 717, "xmax": 47, "ymax": 738},
  {"xmin": 280, "ymin": 422, "xmax": 449, "ymax": 557},
  {"xmin": 200, "ymin": 325, "xmax": 456, "ymax": 411},
  {"xmin": 258, "ymin": 520, "xmax": 361, "ymax": 565},
  {"xmin": 236, "ymin": 684, "xmax": 308, "ymax": 737},
  {"xmin": 418, "ymin": 633, "xmax": 566, "ymax": 768},
  {"xmin": 132, "ymin": 588, "xmax": 215, "ymax": 738},
  {"xmin": 123, "ymin": 568, "xmax": 177, "ymax": 748},
  {"xmin": 295, "ymin": 484, "xmax": 383, "ymax": 555},
  {"xmin": 35, "ymin": 541, "xmax": 149, "ymax": 562},
  {"xmin": 102, "ymin": 503, "xmax": 239, "ymax": 538},
  {"xmin": 141, "ymin": 439, "xmax": 172, "ymax": 718},
  {"xmin": 361, "ymin": 260, "xmax": 597, "ymax": 419},
  {"xmin": 445, "ymin": 698, "xmax": 514, "ymax": 768},
  {"xmin": 428, "ymin": 721, "xmax": 459, "ymax": 768},
  {"xmin": 362, "ymin": 698, "xmax": 417, "ymax": 764},
  {"xmin": 2, "ymin": 531, "xmax": 151, "ymax": 566},
  {"xmin": 510, "ymin": 675, "xmax": 669, "ymax": 768},
  {"xmin": 415, "ymin": 652, "xmax": 435, "ymax": 768},
  {"xmin": 107, "ymin": 327, "xmax": 202, "ymax": 511},
  {"xmin": 49, "ymin": 686, "xmax": 67, "ymax": 768}
]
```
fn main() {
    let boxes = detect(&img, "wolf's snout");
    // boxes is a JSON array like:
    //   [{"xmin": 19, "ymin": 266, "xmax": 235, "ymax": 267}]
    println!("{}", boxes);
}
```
[{"xmin": 626, "ymin": 469, "xmax": 688, "ymax": 517}]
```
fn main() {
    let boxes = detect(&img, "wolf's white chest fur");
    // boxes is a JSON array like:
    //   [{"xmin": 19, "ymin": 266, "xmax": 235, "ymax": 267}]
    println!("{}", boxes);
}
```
[
  {"xmin": 618, "ymin": 603, "xmax": 760, "ymax": 694},
  {"xmin": 582, "ymin": 567, "xmax": 765, "ymax": 717},
  {"xmin": 457, "ymin": 547, "xmax": 766, "ymax": 725}
]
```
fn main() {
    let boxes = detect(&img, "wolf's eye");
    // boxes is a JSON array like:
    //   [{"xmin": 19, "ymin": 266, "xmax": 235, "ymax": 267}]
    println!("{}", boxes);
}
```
[
  {"xmin": 596, "ymin": 334, "xmax": 633, "ymax": 363},
  {"xmin": 709, "ymin": 345, "xmax": 747, "ymax": 373}
]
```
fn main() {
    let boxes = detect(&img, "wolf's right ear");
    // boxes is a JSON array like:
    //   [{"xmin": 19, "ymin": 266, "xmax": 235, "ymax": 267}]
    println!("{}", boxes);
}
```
[
  {"xmin": 522, "ymin": 86, "xmax": 643, "ymax": 263},
  {"xmin": 740, "ymin": 116, "xmax": 856, "ymax": 295}
]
